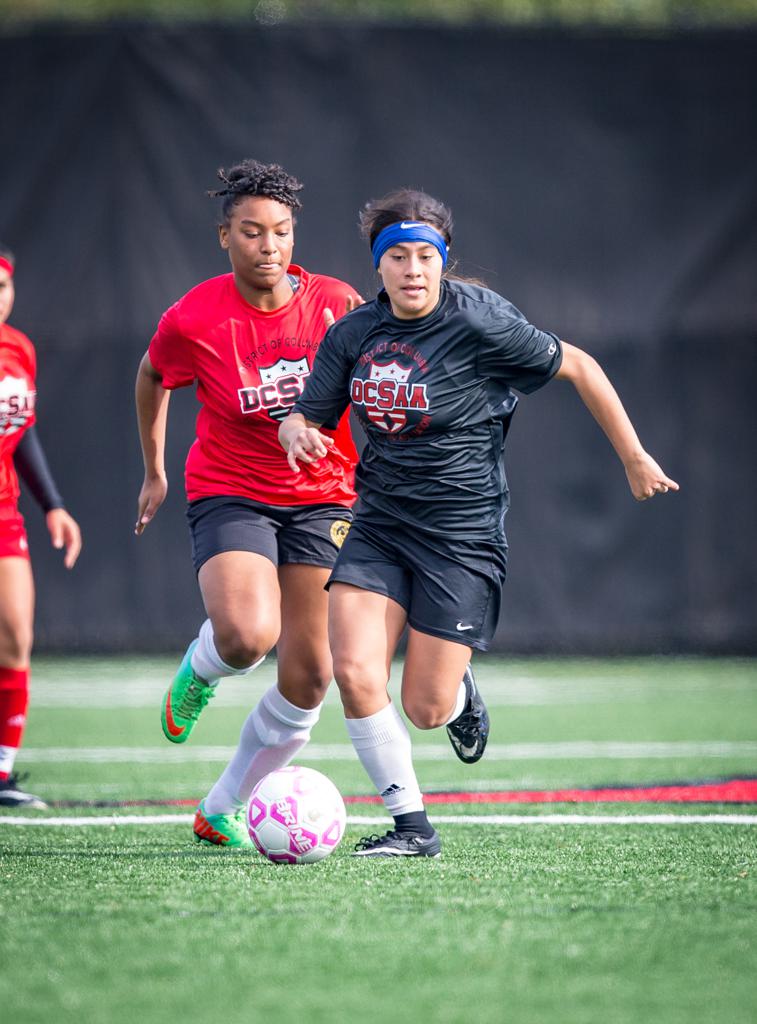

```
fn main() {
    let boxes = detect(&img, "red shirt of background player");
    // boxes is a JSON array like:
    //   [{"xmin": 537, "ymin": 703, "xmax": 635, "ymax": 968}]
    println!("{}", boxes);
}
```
[
  {"xmin": 0, "ymin": 322, "xmax": 36, "ymax": 509},
  {"xmin": 0, "ymin": 247, "xmax": 81, "ymax": 810}
]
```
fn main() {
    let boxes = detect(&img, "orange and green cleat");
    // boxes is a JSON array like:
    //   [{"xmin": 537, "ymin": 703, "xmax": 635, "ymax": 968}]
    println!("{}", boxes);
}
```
[
  {"xmin": 193, "ymin": 801, "xmax": 253, "ymax": 848},
  {"xmin": 161, "ymin": 640, "xmax": 216, "ymax": 744}
]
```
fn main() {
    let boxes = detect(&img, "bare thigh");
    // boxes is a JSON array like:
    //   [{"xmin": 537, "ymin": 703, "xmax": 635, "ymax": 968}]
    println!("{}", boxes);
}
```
[
  {"xmin": 401, "ymin": 628, "xmax": 472, "ymax": 730},
  {"xmin": 198, "ymin": 551, "xmax": 280, "ymax": 669},
  {"xmin": 328, "ymin": 582, "xmax": 408, "ymax": 718},
  {"xmin": 276, "ymin": 563, "xmax": 334, "ymax": 709},
  {"xmin": 0, "ymin": 558, "xmax": 34, "ymax": 667}
]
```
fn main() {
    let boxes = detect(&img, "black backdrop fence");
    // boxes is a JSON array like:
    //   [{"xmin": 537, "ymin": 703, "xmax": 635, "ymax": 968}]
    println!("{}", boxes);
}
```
[{"xmin": 1, "ymin": 22, "xmax": 755, "ymax": 653}]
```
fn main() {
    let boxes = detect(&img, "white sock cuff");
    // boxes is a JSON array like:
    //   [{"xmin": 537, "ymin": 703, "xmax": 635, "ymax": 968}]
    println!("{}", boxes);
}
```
[
  {"xmin": 443, "ymin": 679, "xmax": 468, "ymax": 726},
  {"xmin": 192, "ymin": 619, "xmax": 266, "ymax": 682},
  {"xmin": 0, "ymin": 744, "xmax": 19, "ymax": 775},
  {"xmin": 224, "ymin": 652, "xmax": 266, "ymax": 677},
  {"xmin": 262, "ymin": 685, "xmax": 322, "ymax": 729},
  {"xmin": 345, "ymin": 701, "xmax": 407, "ymax": 749}
]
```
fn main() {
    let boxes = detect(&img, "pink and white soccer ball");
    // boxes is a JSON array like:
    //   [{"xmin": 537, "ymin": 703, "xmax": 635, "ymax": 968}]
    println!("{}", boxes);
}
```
[{"xmin": 247, "ymin": 766, "xmax": 347, "ymax": 864}]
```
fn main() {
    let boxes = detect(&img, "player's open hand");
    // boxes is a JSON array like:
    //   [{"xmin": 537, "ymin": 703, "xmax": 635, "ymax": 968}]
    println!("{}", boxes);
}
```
[
  {"xmin": 285, "ymin": 428, "xmax": 334, "ymax": 473},
  {"xmin": 135, "ymin": 474, "xmax": 168, "ymax": 534},
  {"xmin": 624, "ymin": 451, "xmax": 679, "ymax": 501},
  {"xmin": 46, "ymin": 508, "xmax": 82, "ymax": 569},
  {"xmin": 323, "ymin": 293, "xmax": 365, "ymax": 330}
]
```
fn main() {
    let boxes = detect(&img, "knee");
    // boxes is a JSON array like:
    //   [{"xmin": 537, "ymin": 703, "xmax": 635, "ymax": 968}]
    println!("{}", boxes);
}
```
[
  {"xmin": 0, "ymin": 623, "xmax": 33, "ymax": 668},
  {"xmin": 332, "ymin": 652, "xmax": 386, "ymax": 708},
  {"xmin": 281, "ymin": 658, "xmax": 334, "ymax": 706},
  {"xmin": 403, "ymin": 697, "xmax": 448, "ymax": 731},
  {"xmin": 306, "ymin": 661, "xmax": 334, "ymax": 702},
  {"xmin": 332, "ymin": 651, "xmax": 369, "ymax": 692},
  {"xmin": 213, "ymin": 624, "xmax": 275, "ymax": 671}
]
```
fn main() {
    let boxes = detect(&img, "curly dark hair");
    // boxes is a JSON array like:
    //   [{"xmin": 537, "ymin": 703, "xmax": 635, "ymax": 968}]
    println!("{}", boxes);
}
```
[
  {"xmin": 208, "ymin": 159, "xmax": 304, "ymax": 222},
  {"xmin": 358, "ymin": 189, "xmax": 453, "ymax": 248}
]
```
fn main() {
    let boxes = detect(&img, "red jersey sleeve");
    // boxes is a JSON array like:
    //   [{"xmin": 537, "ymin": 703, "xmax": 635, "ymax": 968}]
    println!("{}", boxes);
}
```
[
  {"xmin": 25, "ymin": 338, "xmax": 37, "ymax": 383},
  {"xmin": 148, "ymin": 302, "xmax": 196, "ymax": 390}
]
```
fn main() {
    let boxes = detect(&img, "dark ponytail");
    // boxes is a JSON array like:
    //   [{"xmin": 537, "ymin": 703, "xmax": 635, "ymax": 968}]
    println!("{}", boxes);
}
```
[
  {"xmin": 358, "ymin": 189, "xmax": 486, "ymax": 286},
  {"xmin": 359, "ymin": 189, "xmax": 452, "ymax": 249}
]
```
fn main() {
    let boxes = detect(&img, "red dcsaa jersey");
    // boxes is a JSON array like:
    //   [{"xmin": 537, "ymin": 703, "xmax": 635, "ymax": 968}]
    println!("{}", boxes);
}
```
[
  {"xmin": 0, "ymin": 323, "xmax": 37, "ymax": 506},
  {"xmin": 149, "ymin": 266, "xmax": 357, "ymax": 507}
]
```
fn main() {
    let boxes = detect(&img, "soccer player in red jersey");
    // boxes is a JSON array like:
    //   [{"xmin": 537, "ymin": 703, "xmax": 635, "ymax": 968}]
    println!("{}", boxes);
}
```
[
  {"xmin": 135, "ymin": 160, "xmax": 360, "ymax": 847},
  {"xmin": 0, "ymin": 245, "xmax": 82, "ymax": 809}
]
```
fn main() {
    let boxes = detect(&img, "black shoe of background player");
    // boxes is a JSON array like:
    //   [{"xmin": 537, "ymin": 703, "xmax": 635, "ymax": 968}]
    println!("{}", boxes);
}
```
[
  {"xmin": 353, "ymin": 829, "xmax": 442, "ymax": 858},
  {"xmin": 446, "ymin": 664, "xmax": 489, "ymax": 764},
  {"xmin": 0, "ymin": 772, "xmax": 48, "ymax": 809}
]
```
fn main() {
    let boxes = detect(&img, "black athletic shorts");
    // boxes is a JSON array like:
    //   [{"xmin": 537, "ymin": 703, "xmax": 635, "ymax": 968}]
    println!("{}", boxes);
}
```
[
  {"xmin": 186, "ymin": 496, "xmax": 354, "ymax": 574},
  {"xmin": 326, "ymin": 516, "xmax": 507, "ymax": 652}
]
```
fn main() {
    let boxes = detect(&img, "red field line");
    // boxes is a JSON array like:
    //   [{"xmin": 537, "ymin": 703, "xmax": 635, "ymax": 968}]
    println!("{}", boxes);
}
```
[
  {"xmin": 349, "ymin": 779, "xmax": 757, "ymax": 804},
  {"xmin": 51, "ymin": 778, "xmax": 757, "ymax": 810}
]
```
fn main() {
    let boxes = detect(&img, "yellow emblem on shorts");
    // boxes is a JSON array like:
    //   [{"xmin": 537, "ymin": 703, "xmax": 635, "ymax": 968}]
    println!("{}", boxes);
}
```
[{"xmin": 330, "ymin": 520, "xmax": 351, "ymax": 548}]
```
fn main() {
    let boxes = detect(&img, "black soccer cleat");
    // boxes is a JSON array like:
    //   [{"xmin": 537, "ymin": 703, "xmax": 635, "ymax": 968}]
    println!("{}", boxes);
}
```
[
  {"xmin": 446, "ymin": 664, "xmax": 489, "ymax": 764},
  {"xmin": 0, "ymin": 772, "xmax": 47, "ymax": 810},
  {"xmin": 353, "ymin": 829, "xmax": 442, "ymax": 858}
]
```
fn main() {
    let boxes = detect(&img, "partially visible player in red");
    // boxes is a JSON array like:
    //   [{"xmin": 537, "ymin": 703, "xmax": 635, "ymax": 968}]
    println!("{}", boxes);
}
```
[
  {"xmin": 0, "ymin": 245, "xmax": 82, "ymax": 809},
  {"xmin": 135, "ymin": 160, "xmax": 359, "ymax": 847}
]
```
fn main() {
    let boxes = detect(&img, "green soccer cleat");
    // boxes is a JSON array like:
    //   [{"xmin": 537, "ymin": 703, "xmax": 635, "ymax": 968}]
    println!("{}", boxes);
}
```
[
  {"xmin": 161, "ymin": 639, "xmax": 216, "ymax": 744},
  {"xmin": 193, "ymin": 800, "xmax": 253, "ymax": 848}
]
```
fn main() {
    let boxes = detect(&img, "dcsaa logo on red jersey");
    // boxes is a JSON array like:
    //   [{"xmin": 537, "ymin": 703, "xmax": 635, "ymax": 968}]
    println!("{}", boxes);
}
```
[
  {"xmin": 238, "ymin": 357, "xmax": 310, "ymax": 422},
  {"xmin": 350, "ymin": 360, "xmax": 429, "ymax": 433},
  {"xmin": 0, "ymin": 376, "xmax": 35, "ymax": 436}
]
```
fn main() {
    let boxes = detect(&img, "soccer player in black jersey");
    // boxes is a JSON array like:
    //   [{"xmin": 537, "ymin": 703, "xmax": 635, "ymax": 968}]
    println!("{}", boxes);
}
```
[{"xmin": 279, "ymin": 189, "xmax": 679, "ymax": 858}]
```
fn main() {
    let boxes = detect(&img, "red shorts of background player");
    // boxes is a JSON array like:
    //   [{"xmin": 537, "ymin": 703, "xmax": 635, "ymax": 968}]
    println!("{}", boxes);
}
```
[{"xmin": 0, "ymin": 503, "xmax": 30, "ymax": 560}]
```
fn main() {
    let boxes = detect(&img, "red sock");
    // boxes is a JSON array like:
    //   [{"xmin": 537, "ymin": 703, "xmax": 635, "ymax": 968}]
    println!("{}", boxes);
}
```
[{"xmin": 0, "ymin": 667, "xmax": 30, "ymax": 780}]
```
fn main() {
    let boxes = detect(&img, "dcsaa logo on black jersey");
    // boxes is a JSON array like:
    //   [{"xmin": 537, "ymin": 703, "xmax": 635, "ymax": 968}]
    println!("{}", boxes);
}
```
[
  {"xmin": 238, "ymin": 357, "xmax": 310, "ymax": 422},
  {"xmin": 350, "ymin": 360, "xmax": 429, "ymax": 434}
]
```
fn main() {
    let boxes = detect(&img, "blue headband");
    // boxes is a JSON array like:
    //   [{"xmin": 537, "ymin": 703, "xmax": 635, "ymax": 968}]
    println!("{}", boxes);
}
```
[{"xmin": 371, "ymin": 221, "xmax": 449, "ymax": 269}]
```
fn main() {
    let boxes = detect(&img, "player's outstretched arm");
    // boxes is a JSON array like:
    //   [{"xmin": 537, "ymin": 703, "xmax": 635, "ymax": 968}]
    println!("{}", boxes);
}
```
[
  {"xmin": 279, "ymin": 413, "xmax": 332, "ymax": 473},
  {"xmin": 134, "ymin": 351, "xmax": 170, "ymax": 534},
  {"xmin": 555, "ymin": 342, "xmax": 679, "ymax": 502}
]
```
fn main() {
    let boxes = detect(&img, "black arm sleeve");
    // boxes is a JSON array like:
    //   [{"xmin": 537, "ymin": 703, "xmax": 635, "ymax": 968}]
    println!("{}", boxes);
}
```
[{"xmin": 13, "ymin": 427, "xmax": 65, "ymax": 513}]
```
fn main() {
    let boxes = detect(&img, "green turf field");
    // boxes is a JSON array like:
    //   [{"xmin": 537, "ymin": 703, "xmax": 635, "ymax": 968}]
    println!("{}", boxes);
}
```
[{"xmin": 1, "ymin": 656, "xmax": 756, "ymax": 1023}]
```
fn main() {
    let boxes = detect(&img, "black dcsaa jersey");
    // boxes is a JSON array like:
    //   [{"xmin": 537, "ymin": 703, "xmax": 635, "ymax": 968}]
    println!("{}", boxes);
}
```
[{"xmin": 293, "ymin": 279, "xmax": 563, "ymax": 541}]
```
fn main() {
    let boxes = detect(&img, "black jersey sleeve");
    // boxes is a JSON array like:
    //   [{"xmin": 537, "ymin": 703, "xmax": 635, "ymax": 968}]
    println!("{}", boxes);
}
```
[
  {"xmin": 476, "ymin": 294, "xmax": 562, "ymax": 394},
  {"xmin": 13, "ymin": 426, "xmax": 65, "ymax": 512},
  {"xmin": 294, "ymin": 323, "xmax": 354, "ymax": 428}
]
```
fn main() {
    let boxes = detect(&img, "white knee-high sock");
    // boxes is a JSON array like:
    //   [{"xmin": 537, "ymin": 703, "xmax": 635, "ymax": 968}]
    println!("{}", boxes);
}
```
[
  {"xmin": 203, "ymin": 685, "xmax": 321, "ymax": 814},
  {"xmin": 190, "ymin": 618, "xmax": 265, "ymax": 684},
  {"xmin": 345, "ymin": 702, "xmax": 424, "ymax": 816},
  {"xmin": 443, "ymin": 679, "xmax": 467, "ymax": 725}
]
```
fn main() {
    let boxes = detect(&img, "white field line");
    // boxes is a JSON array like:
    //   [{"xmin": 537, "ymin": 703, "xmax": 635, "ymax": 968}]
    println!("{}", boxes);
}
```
[
  {"xmin": 30, "ymin": 674, "xmax": 757, "ymax": 709},
  {"xmin": 1, "ymin": 813, "xmax": 756, "ymax": 828},
  {"xmin": 17, "ymin": 741, "xmax": 757, "ymax": 764}
]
